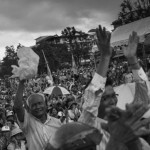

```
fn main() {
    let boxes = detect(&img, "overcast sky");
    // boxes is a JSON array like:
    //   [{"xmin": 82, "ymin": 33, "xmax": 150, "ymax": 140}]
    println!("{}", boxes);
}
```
[{"xmin": 0, "ymin": 0, "xmax": 122, "ymax": 60}]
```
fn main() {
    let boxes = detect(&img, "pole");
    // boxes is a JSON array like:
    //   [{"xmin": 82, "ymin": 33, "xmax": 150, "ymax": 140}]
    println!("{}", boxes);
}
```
[
  {"xmin": 41, "ymin": 50, "xmax": 53, "ymax": 83},
  {"xmin": 42, "ymin": 50, "xmax": 48, "ymax": 65}
]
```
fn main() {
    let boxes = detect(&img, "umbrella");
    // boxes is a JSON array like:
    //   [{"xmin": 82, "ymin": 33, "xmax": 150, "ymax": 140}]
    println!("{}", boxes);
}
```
[{"xmin": 43, "ymin": 86, "xmax": 70, "ymax": 96}]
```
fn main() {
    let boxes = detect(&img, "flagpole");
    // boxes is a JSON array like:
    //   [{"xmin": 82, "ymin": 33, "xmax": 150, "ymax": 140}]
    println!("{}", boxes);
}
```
[
  {"xmin": 41, "ymin": 50, "xmax": 53, "ymax": 85},
  {"xmin": 42, "ymin": 50, "xmax": 48, "ymax": 65},
  {"xmin": 42, "ymin": 50, "xmax": 52, "ymax": 75}
]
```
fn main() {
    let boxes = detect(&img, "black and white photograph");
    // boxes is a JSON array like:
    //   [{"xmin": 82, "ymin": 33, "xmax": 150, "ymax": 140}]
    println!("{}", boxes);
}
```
[{"xmin": 0, "ymin": 0, "xmax": 150, "ymax": 150}]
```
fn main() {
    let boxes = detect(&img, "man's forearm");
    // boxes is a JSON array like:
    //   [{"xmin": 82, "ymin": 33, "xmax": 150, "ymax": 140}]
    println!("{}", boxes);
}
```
[
  {"xmin": 14, "ymin": 80, "xmax": 25, "ymax": 108},
  {"xmin": 14, "ymin": 80, "xmax": 25, "ymax": 122},
  {"xmin": 97, "ymin": 56, "xmax": 111, "ymax": 78},
  {"xmin": 127, "ymin": 56, "xmax": 140, "ymax": 70}
]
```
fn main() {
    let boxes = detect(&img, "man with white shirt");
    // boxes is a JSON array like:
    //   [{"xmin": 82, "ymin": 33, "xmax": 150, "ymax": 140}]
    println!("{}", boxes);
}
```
[
  {"xmin": 14, "ymin": 86, "xmax": 61, "ymax": 150},
  {"xmin": 79, "ymin": 27, "xmax": 150, "ymax": 150}
]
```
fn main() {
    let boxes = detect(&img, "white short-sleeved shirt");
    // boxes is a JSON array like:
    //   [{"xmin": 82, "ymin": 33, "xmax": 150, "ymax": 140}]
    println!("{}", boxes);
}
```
[{"xmin": 18, "ymin": 110, "xmax": 62, "ymax": 150}]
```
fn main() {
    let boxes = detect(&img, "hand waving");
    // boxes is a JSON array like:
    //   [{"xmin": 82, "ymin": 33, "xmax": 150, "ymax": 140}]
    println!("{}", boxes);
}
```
[
  {"xmin": 124, "ymin": 31, "xmax": 139, "ymax": 58},
  {"xmin": 96, "ymin": 25, "xmax": 112, "ymax": 58}
]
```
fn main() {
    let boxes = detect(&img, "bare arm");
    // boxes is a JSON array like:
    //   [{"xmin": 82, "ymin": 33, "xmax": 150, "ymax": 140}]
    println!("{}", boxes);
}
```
[
  {"xmin": 14, "ymin": 80, "xmax": 25, "ymax": 122},
  {"xmin": 78, "ymin": 26, "xmax": 111, "ymax": 125},
  {"xmin": 96, "ymin": 25, "xmax": 111, "ymax": 77},
  {"xmin": 124, "ymin": 32, "xmax": 150, "ymax": 106}
]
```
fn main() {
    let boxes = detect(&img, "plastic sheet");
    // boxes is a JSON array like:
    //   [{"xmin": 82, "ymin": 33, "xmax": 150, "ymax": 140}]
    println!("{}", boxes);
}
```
[{"xmin": 11, "ymin": 47, "xmax": 39, "ymax": 80}]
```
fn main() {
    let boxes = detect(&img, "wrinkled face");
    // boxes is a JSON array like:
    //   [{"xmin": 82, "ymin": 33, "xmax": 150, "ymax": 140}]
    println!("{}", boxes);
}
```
[
  {"xmin": 101, "ymin": 86, "xmax": 118, "ymax": 110},
  {"xmin": 29, "ymin": 95, "xmax": 46, "ymax": 119}
]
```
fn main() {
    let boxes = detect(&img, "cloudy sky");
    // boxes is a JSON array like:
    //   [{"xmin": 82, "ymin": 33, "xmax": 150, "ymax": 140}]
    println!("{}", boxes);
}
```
[{"xmin": 0, "ymin": 0, "xmax": 122, "ymax": 60}]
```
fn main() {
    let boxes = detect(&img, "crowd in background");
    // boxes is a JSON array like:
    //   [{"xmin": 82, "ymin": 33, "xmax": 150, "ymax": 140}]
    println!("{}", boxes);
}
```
[{"xmin": 1, "ymin": 53, "xmax": 150, "ymax": 149}]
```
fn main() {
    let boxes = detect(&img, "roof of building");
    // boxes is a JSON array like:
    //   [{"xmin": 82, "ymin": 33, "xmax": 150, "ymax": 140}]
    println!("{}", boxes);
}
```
[{"xmin": 111, "ymin": 17, "xmax": 150, "ymax": 47}]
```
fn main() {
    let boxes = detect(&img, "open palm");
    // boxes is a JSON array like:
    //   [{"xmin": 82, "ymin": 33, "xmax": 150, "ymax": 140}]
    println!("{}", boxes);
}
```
[
  {"xmin": 96, "ymin": 25, "xmax": 112, "ymax": 58},
  {"xmin": 124, "ymin": 31, "xmax": 139, "ymax": 58}
]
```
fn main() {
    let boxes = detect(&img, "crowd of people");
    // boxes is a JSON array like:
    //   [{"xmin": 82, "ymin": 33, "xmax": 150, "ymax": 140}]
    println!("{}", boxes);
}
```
[{"xmin": 0, "ymin": 26, "xmax": 150, "ymax": 150}]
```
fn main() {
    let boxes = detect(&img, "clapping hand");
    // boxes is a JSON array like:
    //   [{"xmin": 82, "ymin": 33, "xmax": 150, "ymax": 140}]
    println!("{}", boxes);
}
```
[{"xmin": 96, "ymin": 25, "xmax": 112, "ymax": 58}]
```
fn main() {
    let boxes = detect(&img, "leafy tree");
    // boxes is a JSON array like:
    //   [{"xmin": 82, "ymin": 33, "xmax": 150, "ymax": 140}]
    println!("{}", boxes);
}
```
[
  {"xmin": 112, "ymin": 0, "xmax": 150, "ymax": 29},
  {"xmin": 32, "ymin": 42, "xmax": 71, "ymax": 74},
  {"xmin": 0, "ymin": 46, "xmax": 18, "ymax": 77},
  {"xmin": 61, "ymin": 27, "xmax": 92, "ymax": 65}
]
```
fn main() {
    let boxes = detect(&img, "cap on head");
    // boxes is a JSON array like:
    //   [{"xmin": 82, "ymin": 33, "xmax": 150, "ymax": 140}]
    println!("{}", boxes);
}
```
[{"xmin": 1, "ymin": 126, "xmax": 10, "ymax": 132}]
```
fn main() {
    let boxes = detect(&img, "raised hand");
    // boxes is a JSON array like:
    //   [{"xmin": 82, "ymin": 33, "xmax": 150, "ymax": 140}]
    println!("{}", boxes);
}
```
[
  {"xmin": 96, "ymin": 25, "xmax": 112, "ymax": 58},
  {"xmin": 123, "ymin": 31, "xmax": 140, "ymax": 69},
  {"xmin": 123, "ymin": 31, "xmax": 139, "ymax": 59}
]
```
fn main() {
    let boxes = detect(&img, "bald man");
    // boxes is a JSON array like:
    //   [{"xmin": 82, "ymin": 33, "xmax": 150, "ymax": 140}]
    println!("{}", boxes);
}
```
[{"xmin": 14, "ymin": 81, "xmax": 61, "ymax": 150}]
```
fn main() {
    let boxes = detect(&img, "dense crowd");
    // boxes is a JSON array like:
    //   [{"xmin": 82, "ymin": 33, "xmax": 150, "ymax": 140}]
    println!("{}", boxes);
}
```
[{"xmin": 1, "ymin": 26, "xmax": 150, "ymax": 150}]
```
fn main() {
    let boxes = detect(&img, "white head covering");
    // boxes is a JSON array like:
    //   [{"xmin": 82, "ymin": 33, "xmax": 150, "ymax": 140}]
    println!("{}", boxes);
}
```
[{"xmin": 1, "ymin": 126, "xmax": 10, "ymax": 132}]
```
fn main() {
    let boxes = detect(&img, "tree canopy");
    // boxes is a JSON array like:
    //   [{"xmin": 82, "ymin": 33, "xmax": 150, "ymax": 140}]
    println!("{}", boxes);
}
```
[
  {"xmin": 61, "ymin": 27, "xmax": 92, "ymax": 65},
  {"xmin": 0, "ymin": 46, "xmax": 18, "ymax": 78},
  {"xmin": 112, "ymin": 0, "xmax": 150, "ymax": 29},
  {"xmin": 32, "ymin": 42, "xmax": 71, "ymax": 74},
  {"xmin": 0, "ymin": 27, "xmax": 93, "ymax": 77}
]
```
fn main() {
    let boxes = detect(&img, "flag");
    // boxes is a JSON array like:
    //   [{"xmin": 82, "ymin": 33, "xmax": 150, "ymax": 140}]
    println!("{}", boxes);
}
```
[
  {"xmin": 42, "ymin": 50, "xmax": 53, "ymax": 86},
  {"xmin": 72, "ymin": 53, "xmax": 78, "ymax": 75}
]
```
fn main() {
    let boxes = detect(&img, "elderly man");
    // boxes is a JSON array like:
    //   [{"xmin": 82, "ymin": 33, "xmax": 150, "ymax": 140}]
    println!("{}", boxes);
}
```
[
  {"xmin": 79, "ymin": 26, "xmax": 150, "ymax": 150},
  {"xmin": 14, "ymin": 84, "xmax": 61, "ymax": 150}
]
